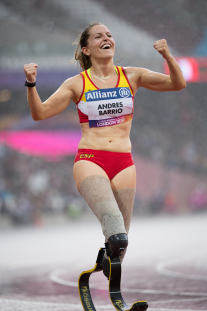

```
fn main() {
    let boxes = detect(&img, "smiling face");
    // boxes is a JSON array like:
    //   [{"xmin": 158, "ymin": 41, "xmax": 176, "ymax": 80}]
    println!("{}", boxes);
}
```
[{"xmin": 82, "ymin": 24, "xmax": 115, "ymax": 62}]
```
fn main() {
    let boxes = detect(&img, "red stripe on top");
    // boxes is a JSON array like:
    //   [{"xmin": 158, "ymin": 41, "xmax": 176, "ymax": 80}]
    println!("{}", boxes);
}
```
[
  {"xmin": 85, "ymin": 66, "xmax": 120, "ymax": 90},
  {"xmin": 78, "ymin": 108, "xmax": 88, "ymax": 123},
  {"xmin": 132, "ymin": 96, "xmax": 135, "ymax": 115},
  {"xmin": 76, "ymin": 73, "xmax": 85, "ymax": 105},
  {"xmin": 85, "ymin": 69, "xmax": 98, "ymax": 89},
  {"xmin": 115, "ymin": 66, "xmax": 120, "ymax": 88},
  {"xmin": 121, "ymin": 67, "xmax": 134, "ymax": 96}
]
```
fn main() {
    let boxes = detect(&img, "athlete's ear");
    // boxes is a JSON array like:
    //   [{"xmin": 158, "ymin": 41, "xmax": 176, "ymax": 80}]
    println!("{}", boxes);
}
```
[{"xmin": 82, "ymin": 47, "xmax": 90, "ymax": 57}]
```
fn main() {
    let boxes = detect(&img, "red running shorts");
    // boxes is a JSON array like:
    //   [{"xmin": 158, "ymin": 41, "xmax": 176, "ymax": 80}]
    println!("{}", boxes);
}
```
[{"xmin": 74, "ymin": 148, "xmax": 134, "ymax": 180}]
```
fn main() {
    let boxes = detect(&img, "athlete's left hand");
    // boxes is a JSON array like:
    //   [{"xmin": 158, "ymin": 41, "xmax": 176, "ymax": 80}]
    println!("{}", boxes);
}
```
[{"xmin": 153, "ymin": 39, "xmax": 171, "ymax": 59}]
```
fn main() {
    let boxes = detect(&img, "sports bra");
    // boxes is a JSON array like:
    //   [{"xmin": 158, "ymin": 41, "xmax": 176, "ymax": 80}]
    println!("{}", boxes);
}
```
[{"xmin": 76, "ymin": 66, "xmax": 134, "ymax": 128}]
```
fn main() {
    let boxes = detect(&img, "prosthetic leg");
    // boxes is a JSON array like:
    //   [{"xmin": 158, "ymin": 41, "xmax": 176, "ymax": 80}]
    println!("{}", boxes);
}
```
[
  {"xmin": 78, "ymin": 233, "xmax": 148, "ymax": 311},
  {"xmin": 78, "ymin": 248, "xmax": 105, "ymax": 311}
]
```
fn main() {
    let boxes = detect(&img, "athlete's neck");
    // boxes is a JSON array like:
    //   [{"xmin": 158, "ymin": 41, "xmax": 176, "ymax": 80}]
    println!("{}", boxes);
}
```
[
  {"xmin": 91, "ymin": 59, "xmax": 116, "ymax": 76},
  {"xmin": 90, "ymin": 62, "xmax": 117, "ymax": 83}
]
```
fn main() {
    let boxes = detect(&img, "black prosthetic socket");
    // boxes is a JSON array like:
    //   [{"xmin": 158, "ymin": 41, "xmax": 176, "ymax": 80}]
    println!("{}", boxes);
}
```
[
  {"xmin": 97, "ymin": 250, "xmax": 110, "ymax": 279},
  {"xmin": 105, "ymin": 233, "xmax": 128, "ymax": 258},
  {"xmin": 102, "ymin": 233, "xmax": 128, "ymax": 279},
  {"xmin": 102, "ymin": 257, "xmax": 110, "ymax": 279},
  {"xmin": 105, "ymin": 233, "xmax": 128, "ymax": 257}
]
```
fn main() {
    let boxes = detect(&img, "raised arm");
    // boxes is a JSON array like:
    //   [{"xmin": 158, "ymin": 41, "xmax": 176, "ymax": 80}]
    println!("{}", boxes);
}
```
[
  {"xmin": 125, "ymin": 39, "xmax": 186, "ymax": 93},
  {"xmin": 24, "ymin": 63, "xmax": 80, "ymax": 120}
]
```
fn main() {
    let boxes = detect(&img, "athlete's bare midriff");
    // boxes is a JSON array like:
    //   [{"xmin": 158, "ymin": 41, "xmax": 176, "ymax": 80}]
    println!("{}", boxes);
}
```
[{"xmin": 78, "ymin": 120, "xmax": 132, "ymax": 152}]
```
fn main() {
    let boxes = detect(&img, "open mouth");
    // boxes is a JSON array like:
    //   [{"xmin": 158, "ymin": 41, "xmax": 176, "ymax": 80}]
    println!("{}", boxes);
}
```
[{"xmin": 101, "ymin": 44, "xmax": 111, "ymax": 49}]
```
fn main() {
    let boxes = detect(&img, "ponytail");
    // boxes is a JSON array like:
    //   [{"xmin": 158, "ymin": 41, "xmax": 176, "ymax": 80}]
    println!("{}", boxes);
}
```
[{"xmin": 70, "ymin": 21, "xmax": 102, "ymax": 71}]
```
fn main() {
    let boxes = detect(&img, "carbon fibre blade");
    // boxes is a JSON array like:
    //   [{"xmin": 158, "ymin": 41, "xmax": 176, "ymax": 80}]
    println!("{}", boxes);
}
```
[
  {"xmin": 78, "ymin": 248, "xmax": 105, "ymax": 311},
  {"xmin": 109, "ymin": 257, "xmax": 148, "ymax": 311}
]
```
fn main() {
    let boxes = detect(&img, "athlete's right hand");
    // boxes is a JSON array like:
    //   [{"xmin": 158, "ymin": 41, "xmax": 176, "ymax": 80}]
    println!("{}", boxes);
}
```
[{"xmin": 23, "ymin": 63, "xmax": 38, "ymax": 82}]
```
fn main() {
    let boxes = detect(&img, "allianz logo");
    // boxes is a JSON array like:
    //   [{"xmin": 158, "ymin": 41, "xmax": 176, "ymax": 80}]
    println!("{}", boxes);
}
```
[
  {"xmin": 86, "ymin": 88, "xmax": 131, "ymax": 100},
  {"xmin": 119, "ymin": 87, "xmax": 131, "ymax": 98}
]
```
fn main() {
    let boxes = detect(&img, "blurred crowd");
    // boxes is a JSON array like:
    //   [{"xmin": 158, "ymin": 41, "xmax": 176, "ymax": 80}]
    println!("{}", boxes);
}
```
[
  {"xmin": 131, "ymin": 85, "xmax": 207, "ymax": 175},
  {"xmin": 1, "ymin": 139, "xmax": 207, "ymax": 228},
  {"xmin": 0, "ymin": 146, "xmax": 88, "ymax": 226},
  {"xmin": 147, "ymin": 184, "xmax": 207, "ymax": 215}
]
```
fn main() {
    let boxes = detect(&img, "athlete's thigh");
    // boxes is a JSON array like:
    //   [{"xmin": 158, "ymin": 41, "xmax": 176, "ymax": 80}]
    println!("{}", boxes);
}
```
[
  {"xmin": 110, "ymin": 165, "xmax": 136, "ymax": 191},
  {"xmin": 73, "ymin": 160, "xmax": 109, "ymax": 190}
]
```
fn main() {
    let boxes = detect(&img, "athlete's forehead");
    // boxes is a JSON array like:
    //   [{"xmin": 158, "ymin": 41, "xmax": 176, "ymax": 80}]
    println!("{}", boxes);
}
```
[{"xmin": 89, "ymin": 25, "xmax": 111, "ymax": 37}]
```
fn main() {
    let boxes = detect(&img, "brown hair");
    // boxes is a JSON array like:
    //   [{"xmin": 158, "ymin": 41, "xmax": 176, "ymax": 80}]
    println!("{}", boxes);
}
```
[{"xmin": 71, "ymin": 21, "xmax": 103, "ymax": 71}]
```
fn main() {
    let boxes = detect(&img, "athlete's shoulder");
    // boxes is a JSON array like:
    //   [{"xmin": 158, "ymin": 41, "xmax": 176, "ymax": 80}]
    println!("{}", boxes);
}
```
[
  {"xmin": 121, "ymin": 67, "xmax": 150, "ymax": 94},
  {"xmin": 60, "ymin": 73, "xmax": 84, "ymax": 95},
  {"xmin": 63, "ymin": 73, "xmax": 83, "ymax": 87},
  {"xmin": 123, "ymin": 66, "xmax": 152, "ymax": 81},
  {"xmin": 123, "ymin": 66, "xmax": 143, "ymax": 74},
  {"xmin": 59, "ymin": 73, "xmax": 84, "ymax": 103}
]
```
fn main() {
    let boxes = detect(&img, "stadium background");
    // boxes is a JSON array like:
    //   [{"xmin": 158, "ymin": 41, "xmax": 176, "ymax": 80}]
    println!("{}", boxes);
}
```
[{"xmin": 0, "ymin": 0, "xmax": 207, "ymax": 227}]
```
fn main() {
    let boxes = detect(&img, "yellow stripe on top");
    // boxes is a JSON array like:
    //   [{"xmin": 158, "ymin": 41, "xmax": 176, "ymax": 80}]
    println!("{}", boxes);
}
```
[
  {"xmin": 118, "ymin": 67, "xmax": 133, "ymax": 95},
  {"xmin": 87, "ymin": 66, "xmax": 118, "ymax": 79},
  {"xmin": 80, "ymin": 66, "xmax": 133, "ymax": 103}
]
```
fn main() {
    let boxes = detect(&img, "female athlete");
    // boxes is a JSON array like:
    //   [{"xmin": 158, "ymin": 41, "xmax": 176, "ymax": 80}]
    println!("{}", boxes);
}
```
[{"xmin": 24, "ymin": 21, "xmax": 186, "ymax": 279}]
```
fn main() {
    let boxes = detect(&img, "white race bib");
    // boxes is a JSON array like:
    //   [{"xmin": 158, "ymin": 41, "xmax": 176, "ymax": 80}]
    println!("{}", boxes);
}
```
[{"xmin": 85, "ymin": 87, "xmax": 133, "ymax": 128}]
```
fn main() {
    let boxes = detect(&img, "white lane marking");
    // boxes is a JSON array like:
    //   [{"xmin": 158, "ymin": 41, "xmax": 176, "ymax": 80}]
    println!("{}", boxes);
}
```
[
  {"xmin": 149, "ymin": 309, "xmax": 203, "ymax": 311},
  {"xmin": 49, "ymin": 268, "xmax": 207, "ymax": 297},
  {"xmin": 0, "ymin": 299, "xmax": 204, "ymax": 311},
  {"xmin": 121, "ymin": 289, "xmax": 207, "ymax": 297},
  {"xmin": 156, "ymin": 251, "xmax": 207, "ymax": 281},
  {"xmin": 0, "ymin": 299, "xmax": 113, "ymax": 310},
  {"xmin": 150, "ymin": 297, "xmax": 207, "ymax": 304},
  {"xmin": 0, "ymin": 257, "xmax": 71, "ymax": 270}
]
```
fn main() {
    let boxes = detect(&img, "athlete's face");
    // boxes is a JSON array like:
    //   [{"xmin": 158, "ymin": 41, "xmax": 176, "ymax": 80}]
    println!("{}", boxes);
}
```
[{"xmin": 82, "ymin": 25, "xmax": 115, "ymax": 60}]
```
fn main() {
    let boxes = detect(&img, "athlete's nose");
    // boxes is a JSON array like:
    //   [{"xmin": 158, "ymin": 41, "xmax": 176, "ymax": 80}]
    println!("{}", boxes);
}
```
[{"xmin": 103, "ymin": 34, "xmax": 109, "ymax": 40}]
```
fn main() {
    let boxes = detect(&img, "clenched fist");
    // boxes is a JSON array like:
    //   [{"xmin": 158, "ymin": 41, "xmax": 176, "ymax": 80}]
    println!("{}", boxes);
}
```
[
  {"xmin": 24, "ymin": 63, "xmax": 38, "ymax": 82},
  {"xmin": 153, "ymin": 39, "xmax": 170, "ymax": 59}
]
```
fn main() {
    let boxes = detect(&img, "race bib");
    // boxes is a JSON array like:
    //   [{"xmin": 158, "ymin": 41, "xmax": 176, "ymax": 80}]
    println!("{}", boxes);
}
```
[{"xmin": 85, "ymin": 87, "xmax": 133, "ymax": 128}]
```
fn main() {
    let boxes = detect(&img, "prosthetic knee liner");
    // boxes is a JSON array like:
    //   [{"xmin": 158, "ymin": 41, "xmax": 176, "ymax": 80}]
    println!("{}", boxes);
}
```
[{"xmin": 103, "ymin": 233, "xmax": 128, "ymax": 279}]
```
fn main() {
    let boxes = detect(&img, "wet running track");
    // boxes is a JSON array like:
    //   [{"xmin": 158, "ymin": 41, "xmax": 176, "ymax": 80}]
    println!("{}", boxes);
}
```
[{"xmin": 0, "ymin": 213, "xmax": 207, "ymax": 311}]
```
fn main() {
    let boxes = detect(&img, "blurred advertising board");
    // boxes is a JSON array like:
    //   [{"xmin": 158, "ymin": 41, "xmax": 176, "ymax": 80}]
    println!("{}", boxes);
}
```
[{"xmin": 164, "ymin": 57, "xmax": 207, "ymax": 82}]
